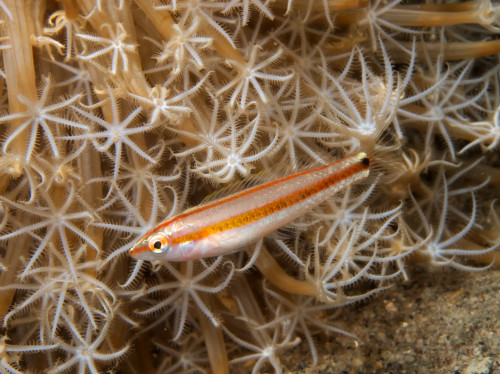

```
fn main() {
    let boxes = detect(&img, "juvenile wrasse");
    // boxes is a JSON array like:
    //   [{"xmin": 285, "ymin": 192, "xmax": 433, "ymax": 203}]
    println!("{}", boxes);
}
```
[{"xmin": 129, "ymin": 152, "xmax": 370, "ymax": 261}]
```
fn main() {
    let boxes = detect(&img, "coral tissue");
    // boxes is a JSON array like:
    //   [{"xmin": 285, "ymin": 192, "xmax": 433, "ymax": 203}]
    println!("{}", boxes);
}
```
[{"xmin": 0, "ymin": 0, "xmax": 498, "ymax": 373}]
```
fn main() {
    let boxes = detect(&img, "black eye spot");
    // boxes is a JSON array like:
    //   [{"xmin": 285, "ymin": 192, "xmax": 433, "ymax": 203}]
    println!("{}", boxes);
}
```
[
  {"xmin": 362, "ymin": 157, "xmax": 370, "ymax": 167},
  {"xmin": 153, "ymin": 241, "xmax": 162, "ymax": 250}
]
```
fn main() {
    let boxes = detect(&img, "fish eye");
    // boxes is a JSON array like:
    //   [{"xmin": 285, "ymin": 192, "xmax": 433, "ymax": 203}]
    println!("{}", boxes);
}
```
[{"xmin": 148, "ymin": 233, "xmax": 168, "ymax": 253}]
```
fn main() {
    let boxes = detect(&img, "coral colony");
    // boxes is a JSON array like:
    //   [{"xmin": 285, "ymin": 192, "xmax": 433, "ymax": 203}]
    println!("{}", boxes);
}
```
[{"xmin": 0, "ymin": 0, "xmax": 499, "ymax": 373}]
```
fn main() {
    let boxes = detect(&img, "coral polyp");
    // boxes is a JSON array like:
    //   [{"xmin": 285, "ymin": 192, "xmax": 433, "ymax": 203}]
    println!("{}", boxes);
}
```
[{"xmin": 0, "ymin": 0, "xmax": 498, "ymax": 373}]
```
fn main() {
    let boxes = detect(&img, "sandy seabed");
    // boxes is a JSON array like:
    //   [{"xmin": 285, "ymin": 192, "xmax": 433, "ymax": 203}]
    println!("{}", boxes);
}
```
[{"xmin": 282, "ymin": 267, "xmax": 500, "ymax": 374}]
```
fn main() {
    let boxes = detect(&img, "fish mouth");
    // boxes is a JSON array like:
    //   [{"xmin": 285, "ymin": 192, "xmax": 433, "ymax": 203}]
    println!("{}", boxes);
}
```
[{"xmin": 129, "ymin": 240, "xmax": 150, "ymax": 258}]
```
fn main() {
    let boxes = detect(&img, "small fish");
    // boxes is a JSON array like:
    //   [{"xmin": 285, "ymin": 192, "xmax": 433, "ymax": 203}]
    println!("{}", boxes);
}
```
[{"xmin": 129, "ymin": 152, "xmax": 370, "ymax": 261}]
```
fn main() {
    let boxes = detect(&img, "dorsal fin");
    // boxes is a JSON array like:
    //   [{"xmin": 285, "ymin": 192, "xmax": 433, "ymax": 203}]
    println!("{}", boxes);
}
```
[
  {"xmin": 199, "ymin": 170, "xmax": 269, "ymax": 204},
  {"xmin": 197, "ymin": 156, "xmax": 329, "ymax": 206}
]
